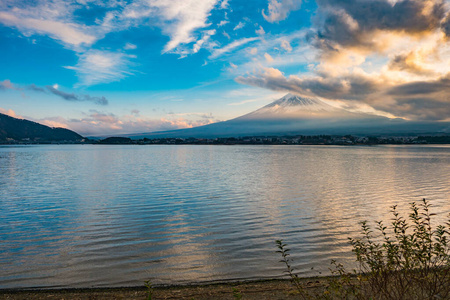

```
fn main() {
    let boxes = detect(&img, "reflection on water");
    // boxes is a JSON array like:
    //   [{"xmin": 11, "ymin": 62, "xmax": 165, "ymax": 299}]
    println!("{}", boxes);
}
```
[{"xmin": 0, "ymin": 145, "xmax": 449, "ymax": 288}]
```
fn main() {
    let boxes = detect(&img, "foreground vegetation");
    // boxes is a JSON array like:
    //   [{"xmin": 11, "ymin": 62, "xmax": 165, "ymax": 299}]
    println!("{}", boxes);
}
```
[{"xmin": 277, "ymin": 199, "xmax": 450, "ymax": 299}]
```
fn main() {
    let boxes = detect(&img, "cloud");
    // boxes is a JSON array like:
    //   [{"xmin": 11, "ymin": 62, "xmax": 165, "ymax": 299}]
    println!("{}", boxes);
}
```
[
  {"xmin": 0, "ymin": 79, "xmax": 109, "ymax": 105},
  {"xmin": 0, "ymin": 108, "xmax": 21, "ymax": 118},
  {"xmin": 65, "ymin": 50, "xmax": 133, "ymax": 86},
  {"xmin": 233, "ymin": 21, "xmax": 245, "ymax": 31},
  {"xmin": 312, "ymin": 0, "xmax": 447, "ymax": 53},
  {"xmin": 264, "ymin": 53, "xmax": 274, "ymax": 62},
  {"xmin": 159, "ymin": 0, "xmax": 219, "ymax": 52},
  {"xmin": 124, "ymin": 43, "xmax": 137, "ymax": 50},
  {"xmin": 263, "ymin": 0, "xmax": 302, "ymax": 23},
  {"xmin": 193, "ymin": 29, "xmax": 216, "ymax": 53},
  {"xmin": 120, "ymin": 0, "xmax": 219, "ymax": 52},
  {"xmin": 443, "ymin": 14, "xmax": 450, "ymax": 37},
  {"xmin": 248, "ymin": 47, "xmax": 258, "ymax": 55},
  {"xmin": 0, "ymin": 0, "xmax": 221, "ymax": 62},
  {"xmin": 220, "ymin": 0, "xmax": 230, "ymax": 9},
  {"xmin": 388, "ymin": 51, "xmax": 436, "ymax": 75},
  {"xmin": 46, "ymin": 86, "xmax": 108, "ymax": 105},
  {"xmin": 88, "ymin": 110, "xmax": 120, "ymax": 123},
  {"xmin": 209, "ymin": 37, "xmax": 260, "ymax": 59},
  {"xmin": 387, "ymin": 76, "xmax": 450, "ymax": 96},
  {"xmin": 222, "ymin": 30, "xmax": 231, "ymax": 39},
  {"xmin": 218, "ymin": 20, "xmax": 229, "ymax": 27},
  {"xmin": 236, "ymin": 0, "xmax": 450, "ymax": 121},
  {"xmin": 280, "ymin": 40, "xmax": 292, "ymax": 52},
  {"xmin": 238, "ymin": 67, "xmax": 379, "ymax": 99},
  {"xmin": 256, "ymin": 25, "xmax": 266, "ymax": 35},
  {"xmin": 27, "ymin": 84, "xmax": 45, "ymax": 92},
  {"xmin": 0, "ymin": 12, "xmax": 97, "ymax": 46},
  {"xmin": 378, "ymin": 75, "xmax": 450, "ymax": 120},
  {"xmin": 228, "ymin": 99, "xmax": 259, "ymax": 106},
  {"xmin": 0, "ymin": 79, "xmax": 14, "ymax": 90},
  {"xmin": 34, "ymin": 109, "xmax": 219, "ymax": 136},
  {"xmin": 237, "ymin": 66, "xmax": 450, "ymax": 120}
]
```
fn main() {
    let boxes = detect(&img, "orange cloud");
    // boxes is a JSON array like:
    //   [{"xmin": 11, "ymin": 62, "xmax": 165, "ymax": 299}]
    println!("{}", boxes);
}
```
[{"xmin": 0, "ymin": 108, "xmax": 21, "ymax": 118}]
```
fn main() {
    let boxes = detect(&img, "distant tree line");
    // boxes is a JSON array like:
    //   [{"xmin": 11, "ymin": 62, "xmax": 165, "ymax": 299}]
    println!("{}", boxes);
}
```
[{"xmin": 94, "ymin": 135, "xmax": 450, "ymax": 145}]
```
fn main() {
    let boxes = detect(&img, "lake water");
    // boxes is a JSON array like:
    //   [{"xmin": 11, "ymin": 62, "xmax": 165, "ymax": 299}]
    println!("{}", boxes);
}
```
[{"xmin": 0, "ymin": 144, "xmax": 449, "ymax": 289}]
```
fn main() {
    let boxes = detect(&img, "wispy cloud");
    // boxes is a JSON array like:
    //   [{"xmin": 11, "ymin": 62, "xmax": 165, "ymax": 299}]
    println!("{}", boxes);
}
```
[
  {"xmin": 0, "ymin": 79, "xmax": 109, "ymax": 106},
  {"xmin": 124, "ymin": 43, "xmax": 137, "ymax": 50},
  {"xmin": 46, "ymin": 86, "xmax": 108, "ymax": 105},
  {"xmin": 193, "ymin": 29, "xmax": 217, "ymax": 54},
  {"xmin": 209, "ymin": 37, "xmax": 260, "ymax": 59},
  {"xmin": 120, "ymin": 0, "xmax": 220, "ymax": 52},
  {"xmin": 264, "ymin": 53, "xmax": 274, "ymax": 63},
  {"xmin": 158, "ymin": 0, "xmax": 219, "ymax": 52},
  {"xmin": 27, "ymin": 84, "xmax": 45, "ymax": 92},
  {"xmin": 218, "ymin": 20, "xmax": 229, "ymax": 27},
  {"xmin": 233, "ymin": 21, "xmax": 245, "ymax": 31},
  {"xmin": 228, "ymin": 99, "xmax": 259, "ymax": 106},
  {"xmin": 0, "ymin": 1, "xmax": 98, "ymax": 46},
  {"xmin": 65, "ymin": 50, "xmax": 134, "ymax": 86}
]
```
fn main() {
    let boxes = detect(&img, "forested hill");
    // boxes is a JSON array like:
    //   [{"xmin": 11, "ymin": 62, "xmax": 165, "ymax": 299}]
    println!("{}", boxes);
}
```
[{"xmin": 0, "ymin": 113, "xmax": 84, "ymax": 143}]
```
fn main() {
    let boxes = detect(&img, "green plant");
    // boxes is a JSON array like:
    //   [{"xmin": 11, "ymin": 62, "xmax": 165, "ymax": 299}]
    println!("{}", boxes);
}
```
[
  {"xmin": 349, "ymin": 199, "xmax": 450, "ymax": 299},
  {"xmin": 144, "ymin": 280, "xmax": 153, "ymax": 300},
  {"xmin": 276, "ymin": 199, "xmax": 450, "ymax": 300},
  {"xmin": 322, "ymin": 259, "xmax": 361, "ymax": 299},
  {"xmin": 276, "ymin": 239, "xmax": 310, "ymax": 299},
  {"xmin": 232, "ymin": 287, "xmax": 243, "ymax": 300}
]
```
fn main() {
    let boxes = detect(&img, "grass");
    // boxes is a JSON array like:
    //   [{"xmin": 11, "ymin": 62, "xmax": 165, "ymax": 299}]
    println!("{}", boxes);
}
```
[{"xmin": 277, "ymin": 199, "xmax": 450, "ymax": 299}]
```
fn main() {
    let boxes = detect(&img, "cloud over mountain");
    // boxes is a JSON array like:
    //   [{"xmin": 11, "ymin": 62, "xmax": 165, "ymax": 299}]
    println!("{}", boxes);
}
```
[{"xmin": 237, "ymin": 0, "xmax": 450, "ymax": 121}]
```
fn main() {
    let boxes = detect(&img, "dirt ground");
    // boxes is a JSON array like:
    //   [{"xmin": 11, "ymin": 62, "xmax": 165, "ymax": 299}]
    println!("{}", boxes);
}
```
[{"xmin": 0, "ymin": 278, "xmax": 327, "ymax": 300}]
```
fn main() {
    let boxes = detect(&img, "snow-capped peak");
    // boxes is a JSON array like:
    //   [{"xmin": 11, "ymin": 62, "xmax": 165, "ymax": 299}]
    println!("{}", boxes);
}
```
[
  {"xmin": 237, "ymin": 94, "xmax": 340, "ymax": 120},
  {"xmin": 263, "ymin": 93, "xmax": 334, "ymax": 110}
]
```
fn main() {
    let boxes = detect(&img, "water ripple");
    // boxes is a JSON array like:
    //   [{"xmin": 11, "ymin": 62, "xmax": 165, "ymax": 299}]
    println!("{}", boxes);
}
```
[{"xmin": 0, "ymin": 145, "xmax": 449, "ymax": 288}]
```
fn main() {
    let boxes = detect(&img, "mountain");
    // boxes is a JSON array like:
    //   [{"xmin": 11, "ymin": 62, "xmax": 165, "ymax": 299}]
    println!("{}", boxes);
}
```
[
  {"xmin": 0, "ymin": 113, "xmax": 85, "ymax": 143},
  {"xmin": 240, "ymin": 93, "xmax": 340, "ymax": 119},
  {"xmin": 124, "ymin": 94, "xmax": 450, "ymax": 139}
]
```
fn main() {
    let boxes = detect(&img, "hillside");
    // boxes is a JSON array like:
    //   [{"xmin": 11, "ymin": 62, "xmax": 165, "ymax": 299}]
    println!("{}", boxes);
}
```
[{"xmin": 0, "ymin": 113, "xmax": 85, "ymax": 143}]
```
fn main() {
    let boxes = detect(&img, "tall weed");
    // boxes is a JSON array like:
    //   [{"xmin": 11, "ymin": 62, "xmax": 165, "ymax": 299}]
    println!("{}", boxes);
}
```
[{"xmin": 277, "ymin": 199, "xmax": 450, "ymax": 299}]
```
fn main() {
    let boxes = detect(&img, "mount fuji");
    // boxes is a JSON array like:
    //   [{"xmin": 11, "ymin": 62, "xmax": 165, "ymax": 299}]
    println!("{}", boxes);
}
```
[
  {"xmin": 236, "ymin": 93, "xmax": 360, "ymax": 120},
  {"xmin": 124, "ymin": 94, "xmax": 449, "ymax": 139}
]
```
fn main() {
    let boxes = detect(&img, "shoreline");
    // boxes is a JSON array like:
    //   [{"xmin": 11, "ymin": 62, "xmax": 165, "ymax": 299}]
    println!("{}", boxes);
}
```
[{"xmin": 0, "ymin": 277, "xmax": 328, "ymax": 299}]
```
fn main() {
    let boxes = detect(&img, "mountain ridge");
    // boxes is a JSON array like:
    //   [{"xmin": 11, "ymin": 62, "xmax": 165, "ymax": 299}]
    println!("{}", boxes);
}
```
[{"xmin": 0, "ymin": 113, "xmax": 85, "ymax": 143}]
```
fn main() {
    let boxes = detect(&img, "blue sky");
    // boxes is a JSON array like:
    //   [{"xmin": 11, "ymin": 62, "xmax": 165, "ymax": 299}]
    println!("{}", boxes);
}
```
[{"xmin": 1, "ymin": 0, "xmax": 450, "ymax": 135}]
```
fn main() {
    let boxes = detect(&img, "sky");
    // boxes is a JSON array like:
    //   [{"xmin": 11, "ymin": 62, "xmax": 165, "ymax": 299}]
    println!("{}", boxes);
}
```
[{"xmin": 0, "ymin": 0, "xmax": 450, "ymax": 136}]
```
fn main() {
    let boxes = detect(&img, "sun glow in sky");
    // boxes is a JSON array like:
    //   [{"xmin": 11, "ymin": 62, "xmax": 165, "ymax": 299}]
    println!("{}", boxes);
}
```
[{"xmin": 1, "ymin": 0, "xmax": 450, "ymax": 135}]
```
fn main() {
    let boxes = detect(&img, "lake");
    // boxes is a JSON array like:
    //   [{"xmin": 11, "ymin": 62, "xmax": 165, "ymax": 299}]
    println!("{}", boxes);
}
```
[{"xmin": 0, "ymin": 144, "xmax": 449, "ymax": 289}]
